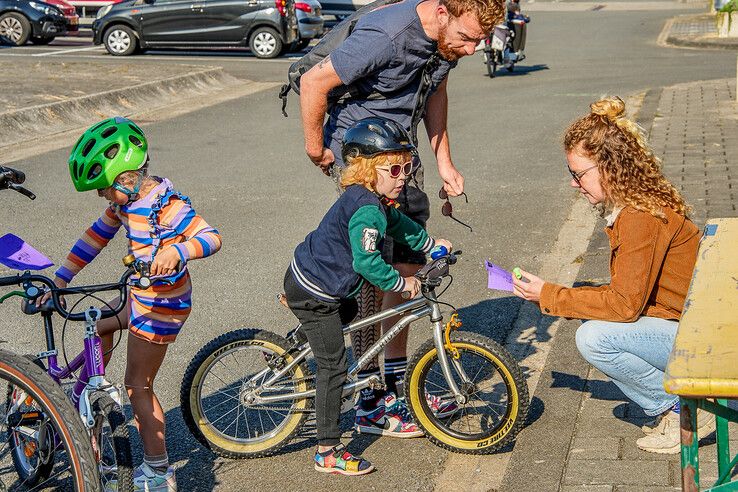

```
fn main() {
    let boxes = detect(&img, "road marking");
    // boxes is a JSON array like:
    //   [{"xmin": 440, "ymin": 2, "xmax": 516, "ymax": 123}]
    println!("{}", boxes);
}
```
[{"xmin": 31, "ymin": 45, "xmax": 104, "ymax": 56}]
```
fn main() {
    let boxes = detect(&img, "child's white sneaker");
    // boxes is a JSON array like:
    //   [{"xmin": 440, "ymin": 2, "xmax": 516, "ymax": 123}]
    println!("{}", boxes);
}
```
[{"xmin": 133, "ymin": 463, "xmax": 177, "ymax": 492}]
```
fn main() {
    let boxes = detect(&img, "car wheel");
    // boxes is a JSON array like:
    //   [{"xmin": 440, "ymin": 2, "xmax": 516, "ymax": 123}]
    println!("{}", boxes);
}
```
[
  {"xmin": 30, "ymin": 36, "xmax": 54, "ymax": 45},
  {"xmin": 104, "ymin": 25, "xmax": 138, "ymax": 56},
  {"xmin": 249, "ymin": 27, "xmax": 282, "ymax": 59},
  {"xmin": 0, "ymin": 13, "xmax": 31, "ymax": 46},
  {"xmin": 290, "ymin": 39, "xmax": 310, "ymax": 52}
]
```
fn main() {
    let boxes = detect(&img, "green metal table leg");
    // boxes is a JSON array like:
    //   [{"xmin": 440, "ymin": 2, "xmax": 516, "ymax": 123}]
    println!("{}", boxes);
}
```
[
  {"xmin": 715, "ymin": 399, "xmax": 731, "ymax": 486},
  {"xmin": 682, "ymin": 398, "xmax": 700, "ymax": 492}
]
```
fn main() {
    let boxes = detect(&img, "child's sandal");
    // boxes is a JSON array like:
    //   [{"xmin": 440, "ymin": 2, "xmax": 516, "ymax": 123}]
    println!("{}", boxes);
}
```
[{"xmin": 314, "ymin": 443, "xmax": 374, "ymax": 476}]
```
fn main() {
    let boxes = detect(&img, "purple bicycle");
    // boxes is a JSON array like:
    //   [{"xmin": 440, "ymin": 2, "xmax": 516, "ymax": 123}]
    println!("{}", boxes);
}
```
[{"xmin": 0, "ymin": 253, "xmax": 155, "ymax": 491}]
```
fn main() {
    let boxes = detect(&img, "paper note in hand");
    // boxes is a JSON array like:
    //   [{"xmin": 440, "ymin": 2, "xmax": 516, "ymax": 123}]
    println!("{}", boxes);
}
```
[
  {"xmin": 485, "ymin": 260, "xmax": 513, "ymax": 292},
  {"xmin": 0, "ymin": 233, "xmax": 54, "ymax": 271}
]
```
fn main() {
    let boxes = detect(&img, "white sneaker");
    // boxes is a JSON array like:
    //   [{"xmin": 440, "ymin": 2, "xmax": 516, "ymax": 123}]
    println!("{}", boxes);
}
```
[
  {"xmin": 133, "ymin": 463, "xmax": 177, "ymax": 492},
  {"xmin": 636, "ymin": 410, "xmax": 715, "ymax": 454}
]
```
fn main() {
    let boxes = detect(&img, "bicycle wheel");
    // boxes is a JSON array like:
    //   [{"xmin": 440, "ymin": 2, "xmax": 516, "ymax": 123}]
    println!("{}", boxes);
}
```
[
  {"xmin": 406, "ymin": 331, "xmax": 529, "ymax": 454},
  {"xmin": 181, "ymin": 329, "xmax": 312, "ymax": 459},
  {"xmin": 0, "ymin": 349, "xmax": 100, "ymax": 491},
  {"xmin": 88, "ymin": 391, "xmax": 132, "ymax": 491},
  {"xmin": 486, "ymin": 51, "xmax": 498, "ymax": 78}
]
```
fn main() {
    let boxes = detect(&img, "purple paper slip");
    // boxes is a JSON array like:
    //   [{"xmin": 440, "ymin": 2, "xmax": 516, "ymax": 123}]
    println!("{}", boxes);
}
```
[
  {"xmin": 486, "ymin": 260, "xmax": 513, "ymax": 292},
  {"xmin": 0, "ymin": 233, "xmax": 54, "ymax": 271}
]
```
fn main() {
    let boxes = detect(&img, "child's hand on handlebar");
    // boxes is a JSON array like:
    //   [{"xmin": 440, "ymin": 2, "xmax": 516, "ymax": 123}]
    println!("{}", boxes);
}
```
[
  {"xmin": 402, "ymin": 276, "xmax": 421, "ymax": 299},
  {"xmin": 434, "ymin": 238, "xmax": 453, "ymax": 253},
  {"xmin": 36, "ymin": 277, "xmax": 67, "ymax": 308},
  {"xmin": 150, "ymin": 247, "xmax": 181, "ymax": 277}
]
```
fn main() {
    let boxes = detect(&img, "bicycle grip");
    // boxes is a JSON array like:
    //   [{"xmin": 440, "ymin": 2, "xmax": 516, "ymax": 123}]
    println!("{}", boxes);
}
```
[{"xmin": 401, "ymin": 291, "xmax": 411, "ymax": 300}]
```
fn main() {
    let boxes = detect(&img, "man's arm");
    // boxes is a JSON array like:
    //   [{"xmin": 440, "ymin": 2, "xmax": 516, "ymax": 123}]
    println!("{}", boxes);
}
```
[
  {"xmin": 424, "ymin": 77, "xmax": 464, "ymax": 196},
  {"xmin": 299, "ymin": 56, "xmax": 344, "ymax": 173}
]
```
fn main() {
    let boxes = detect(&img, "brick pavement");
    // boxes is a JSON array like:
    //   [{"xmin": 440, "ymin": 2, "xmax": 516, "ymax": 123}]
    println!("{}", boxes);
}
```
[
  {"xmin": 500, "ymin": 80, "xmax": 738, "ymax": 490},
  {"xmin": 663, "ymin": 14, "xmax": 738, "ymax": 49}
]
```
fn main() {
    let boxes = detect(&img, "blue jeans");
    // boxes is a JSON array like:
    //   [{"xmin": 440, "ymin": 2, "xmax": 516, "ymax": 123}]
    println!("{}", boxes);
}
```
[{"xmin": 575, "ymin": 317, "xmax": 679, "ymax": 417}]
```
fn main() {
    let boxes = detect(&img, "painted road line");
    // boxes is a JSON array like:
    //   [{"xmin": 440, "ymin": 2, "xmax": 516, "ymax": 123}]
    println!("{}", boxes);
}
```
[{"xmin": 32, "ymin": 46, "xmax": 104, "ymax": 56}]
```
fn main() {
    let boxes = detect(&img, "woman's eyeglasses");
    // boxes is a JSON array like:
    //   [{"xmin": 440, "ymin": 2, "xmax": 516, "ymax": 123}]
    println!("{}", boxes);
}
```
[
  {"xmin": 376, "ymin": 160, "xmax": 419, "ymax": 179},
  {"xmin": 568, "ymin": 164, "xmax": 598, "ymax": 186},
  {"xmin": 439, "ymin": 188, "xmax": 473, "ymax": 232}
]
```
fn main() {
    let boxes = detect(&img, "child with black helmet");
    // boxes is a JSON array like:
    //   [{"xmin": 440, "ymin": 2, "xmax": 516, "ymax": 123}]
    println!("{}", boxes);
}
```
[
  {"xmin": 44, "ymin": 116, "xmax": 222, "ymax": 491},
  {"xmin": 283, "ymin": 117, "xmax": 451, "ymax": 475}
]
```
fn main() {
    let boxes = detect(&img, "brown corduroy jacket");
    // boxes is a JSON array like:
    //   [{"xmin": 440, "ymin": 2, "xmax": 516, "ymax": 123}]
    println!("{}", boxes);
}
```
[{"xmin": 539, "ymin": 206, "xmax": 700, "ymax": 322}]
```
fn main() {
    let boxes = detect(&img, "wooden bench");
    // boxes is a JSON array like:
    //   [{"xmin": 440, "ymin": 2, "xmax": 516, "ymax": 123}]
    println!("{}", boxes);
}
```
[{"xmin": 664, "ymin": 217, "xmax": 738, "ymax": 491}]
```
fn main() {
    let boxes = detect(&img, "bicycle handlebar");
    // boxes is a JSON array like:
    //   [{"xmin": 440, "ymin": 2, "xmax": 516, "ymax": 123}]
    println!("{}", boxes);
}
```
[
  {"xmin": 0, "ymin": 166, "xmax": 36, "ymax": 200},
  {"xmin": 0, "ymin": 256, "xmax": 157, "ymax": 321}
]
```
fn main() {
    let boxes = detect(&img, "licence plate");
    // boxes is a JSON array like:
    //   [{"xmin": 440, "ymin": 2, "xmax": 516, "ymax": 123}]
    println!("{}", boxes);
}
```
[{"xmin": 69, "ymin": 17, "xmax": 78, "ymax": 25}]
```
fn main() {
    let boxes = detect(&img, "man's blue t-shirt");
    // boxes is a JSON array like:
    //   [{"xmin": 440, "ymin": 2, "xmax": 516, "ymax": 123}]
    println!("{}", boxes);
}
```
[{"xmin": 325, "ymin": 0, "xmax": 456, "ymax": 167}]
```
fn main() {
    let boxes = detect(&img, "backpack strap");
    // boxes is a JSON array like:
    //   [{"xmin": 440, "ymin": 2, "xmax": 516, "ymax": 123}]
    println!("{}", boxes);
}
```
[{"xmin": 409, "ymin": 51, "xmax": 442, "ymax": 146}]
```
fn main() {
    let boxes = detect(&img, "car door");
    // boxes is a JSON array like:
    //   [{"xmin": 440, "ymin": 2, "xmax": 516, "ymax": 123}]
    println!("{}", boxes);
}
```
[
  {"xmin": 196, "ymin": 0, "xmax": 260, "ymax": 43},
  {"xmin": 139, "ymin": 0, "xmax": 211, "ymax": 43}
]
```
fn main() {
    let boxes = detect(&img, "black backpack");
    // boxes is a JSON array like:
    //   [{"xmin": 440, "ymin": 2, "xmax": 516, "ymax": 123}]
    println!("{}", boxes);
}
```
[
  {"xmin": 278, "ymin": 0, "xmax": 443, "ymax": 146},
  {"xmin": 278, "ymin": 0, "xmax": 404, "ymax": 118}
]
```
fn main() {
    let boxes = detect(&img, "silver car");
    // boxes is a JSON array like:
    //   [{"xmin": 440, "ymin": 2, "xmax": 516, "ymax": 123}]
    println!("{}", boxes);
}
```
[{"xmin": 293, "ymin": 0, "xmax": 323, "ymax": 51}]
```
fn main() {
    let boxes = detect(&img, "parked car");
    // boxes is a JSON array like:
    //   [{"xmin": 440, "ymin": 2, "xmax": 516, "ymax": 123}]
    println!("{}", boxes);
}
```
[
  {"xmin": 45, "ymin": 0, "xmax": 78, "ymax": 35},
  {"xmin": 292, "ymin": 0, "xmax": 322, "ymax": 52},
  {"xmin": 318, "ymin": 0, "xmax": 369, "ymax": 18},
  {"xmin": 0, "ymin": 0, "xmax": 66, "ymax": 45},
  {"xmin": 92, "ymin": 0, "xmax": 298, "ymax": 58}
]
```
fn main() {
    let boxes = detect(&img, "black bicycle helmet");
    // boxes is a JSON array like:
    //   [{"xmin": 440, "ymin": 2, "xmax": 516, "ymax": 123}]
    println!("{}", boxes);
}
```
[{"xmin": 341, "ymin": 117, "xmax": 416, "ymax": 163}]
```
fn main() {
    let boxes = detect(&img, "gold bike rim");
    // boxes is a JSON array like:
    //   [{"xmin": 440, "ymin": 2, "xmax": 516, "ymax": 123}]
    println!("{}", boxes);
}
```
[
  {"xmin": 189, "ymin": 339, "xmax": 308, "ymax": 453},
  {"xmin": 408, "ymin": 342, "xmax": 520, "ymax": 450}
]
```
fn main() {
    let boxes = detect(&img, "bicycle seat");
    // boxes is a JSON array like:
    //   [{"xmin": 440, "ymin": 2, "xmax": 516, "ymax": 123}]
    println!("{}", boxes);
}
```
[{"xmin": 21, "ymin": 298, "xmax": 54, "ymax": 316}]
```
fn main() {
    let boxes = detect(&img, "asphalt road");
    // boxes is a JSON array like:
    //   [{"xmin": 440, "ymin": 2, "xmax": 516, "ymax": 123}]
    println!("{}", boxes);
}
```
[{"xmin": 0, "ymin": 5, "xmax": 736, "ymax": 491}]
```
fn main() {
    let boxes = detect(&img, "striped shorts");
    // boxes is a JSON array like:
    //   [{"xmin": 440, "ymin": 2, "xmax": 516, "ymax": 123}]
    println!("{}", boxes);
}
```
[{"xmin": 128, "ymin": 273, "xmax": 192, "ymax": 344}]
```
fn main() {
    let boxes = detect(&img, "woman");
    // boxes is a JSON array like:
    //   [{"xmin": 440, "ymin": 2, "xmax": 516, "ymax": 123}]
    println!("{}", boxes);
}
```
[{"xmin": 512, "ymin": 96, "xmax": 712, "ymax": 454}]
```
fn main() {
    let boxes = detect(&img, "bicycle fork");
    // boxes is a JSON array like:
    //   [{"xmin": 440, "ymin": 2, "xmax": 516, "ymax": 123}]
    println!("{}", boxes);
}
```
[{"xmin": 73, "ymin": 308, "xmax": 108, "ymax": 428}]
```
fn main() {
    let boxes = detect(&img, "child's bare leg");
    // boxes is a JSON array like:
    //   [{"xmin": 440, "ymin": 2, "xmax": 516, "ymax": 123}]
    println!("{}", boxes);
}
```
[
  {"xmin": 124, "ymin": 333, "xmax": 168, "ymax": 456},
  {"xmin": 94, "ymin": 298, "xmax": 128, "ymax": 365}
]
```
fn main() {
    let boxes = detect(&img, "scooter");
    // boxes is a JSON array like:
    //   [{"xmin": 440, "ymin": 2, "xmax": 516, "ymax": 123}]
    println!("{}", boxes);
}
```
[{"xmin": 482, "ymin": 20, "xmax": 527, "ymax": 78}]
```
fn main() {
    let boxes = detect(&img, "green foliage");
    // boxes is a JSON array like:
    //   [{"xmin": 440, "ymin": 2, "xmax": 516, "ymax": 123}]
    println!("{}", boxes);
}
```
[{"xmin": 719, "ymin": 0, "xmax": 738, "ymax": 13}]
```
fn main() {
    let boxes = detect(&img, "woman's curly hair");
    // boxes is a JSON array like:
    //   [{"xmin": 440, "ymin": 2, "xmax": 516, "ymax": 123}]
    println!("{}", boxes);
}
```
[
  {"xmin": 340, "ymin": 151, "xmax": 412, "ymax": 192},
  {"xmin": 564, "ymin": 96, "xmax": 690, "ymax": 220}
]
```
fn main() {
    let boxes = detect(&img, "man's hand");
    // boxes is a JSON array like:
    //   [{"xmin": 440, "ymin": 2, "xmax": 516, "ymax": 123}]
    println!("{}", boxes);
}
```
[
  {"xmin": 151, "ymin": 247, "xmax": 181, "ymax": 277},
  {"xmin": 438, "ymin": 162, "xmax": 464, "ymax": 196},
  {"xmin": 402, "ymin": 276, "xmax": 421, "ymax": 299},
  {"xmin": 512, "ymin": 268, "xmax": 545, "ymax": 303},
  {"xmin": 308, "ymin": 147, "xmax": 335, "ymax": 176}
]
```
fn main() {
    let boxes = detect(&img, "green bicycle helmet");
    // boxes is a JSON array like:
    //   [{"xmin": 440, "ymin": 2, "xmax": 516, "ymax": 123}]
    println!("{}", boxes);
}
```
[{"xmin": 68, "ymin": 116, "xmax": 148, "ymax": 192}]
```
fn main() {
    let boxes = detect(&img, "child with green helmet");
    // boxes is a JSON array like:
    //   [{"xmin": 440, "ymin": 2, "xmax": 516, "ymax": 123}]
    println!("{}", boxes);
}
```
[{"xmin": 45, "ymin": 116, "xmax": 222, "ymax": 491}]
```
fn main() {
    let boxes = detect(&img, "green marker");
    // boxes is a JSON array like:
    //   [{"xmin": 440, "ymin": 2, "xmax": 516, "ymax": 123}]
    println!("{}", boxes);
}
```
[{"xmin": 513, "ymin": 267, "xmax": 530, "ymax": 283}]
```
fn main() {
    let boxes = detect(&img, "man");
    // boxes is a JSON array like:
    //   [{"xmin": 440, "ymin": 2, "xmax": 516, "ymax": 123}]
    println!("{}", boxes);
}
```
[
  {"xmin": 299, "ymin": 0, "xmax": 503, "ymax": 436},
  {"xmin": 506, "ymin": 0, "xmax": 529, "ymax": 56}
]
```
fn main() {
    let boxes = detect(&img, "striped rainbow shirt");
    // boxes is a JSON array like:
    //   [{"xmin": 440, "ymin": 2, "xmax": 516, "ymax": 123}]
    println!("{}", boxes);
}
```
[{"xmin": 55, "ymin": 177, "xmax": 222, "ymax": 344}]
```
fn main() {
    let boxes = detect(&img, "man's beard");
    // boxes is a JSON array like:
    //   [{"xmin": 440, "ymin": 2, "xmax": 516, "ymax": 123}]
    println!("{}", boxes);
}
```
[{"xmin": 437, "ymin": 29, "xmax": 461, "ymax": 62}]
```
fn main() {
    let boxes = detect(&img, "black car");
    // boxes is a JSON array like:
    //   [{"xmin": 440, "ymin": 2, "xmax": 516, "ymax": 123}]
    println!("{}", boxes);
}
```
[
  {"xmin": 0, "ymin": 0, "xmax": 66, "ymax": 46},
  {"xmin": 92, "ymin": 0, "xmax": 299, "ymax": 58}
]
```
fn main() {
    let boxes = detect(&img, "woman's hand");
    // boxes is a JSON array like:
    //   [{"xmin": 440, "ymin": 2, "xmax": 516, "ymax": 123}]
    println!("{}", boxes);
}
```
[
  {"xmin": 37, "ymin": 277, "xmax": 67, "ymax": 307},
  {"xmin": 150, "ymin": 247, "xmax": 181, "ymax": 277},
  {"xmin": 512, "ymin": 268, "xmax": 545, "ymax": 303}
]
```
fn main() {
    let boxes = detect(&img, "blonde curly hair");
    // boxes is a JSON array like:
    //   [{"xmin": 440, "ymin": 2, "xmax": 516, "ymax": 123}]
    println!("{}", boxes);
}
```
[
  {"xmin": 564, "ymin": 96, "xmax": 690, "ymax": 220},
  {"xmin": 441, "ymin": 0, "xmax": 505, "ymax": 33},
  {"xmin": 340, "ymin": 151, "xmax": 413, "ymax": 193}
]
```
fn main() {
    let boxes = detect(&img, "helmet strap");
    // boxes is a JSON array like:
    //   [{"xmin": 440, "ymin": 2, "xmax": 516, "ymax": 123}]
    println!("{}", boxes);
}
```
[{"xmin": 112, "ymin": 172, "xmax": 145, "ymax": 205}]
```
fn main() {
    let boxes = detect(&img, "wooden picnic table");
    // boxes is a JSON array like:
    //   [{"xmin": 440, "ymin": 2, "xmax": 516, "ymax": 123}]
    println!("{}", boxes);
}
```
[{"xmin": 664, "ymin": 217, "xmax": 738, "ymax": 492}]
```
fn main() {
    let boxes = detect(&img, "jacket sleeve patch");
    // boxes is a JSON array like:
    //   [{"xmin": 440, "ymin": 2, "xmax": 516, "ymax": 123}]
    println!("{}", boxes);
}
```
[{"xmin": 362, "ymin": 228, "xmax": 379, "ymax": 253}]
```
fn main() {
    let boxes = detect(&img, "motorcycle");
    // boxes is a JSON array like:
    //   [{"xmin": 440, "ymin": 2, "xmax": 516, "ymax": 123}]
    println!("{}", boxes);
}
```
[{"xmin": 482, "ymin": 19, "xmax": 528, "ymax": 78}]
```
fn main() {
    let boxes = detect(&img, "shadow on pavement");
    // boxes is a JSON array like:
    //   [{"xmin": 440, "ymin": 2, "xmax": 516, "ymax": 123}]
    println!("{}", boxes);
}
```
[{"xmin": 489, "ymin": 63, "xmax": 550, "ymax": 77}]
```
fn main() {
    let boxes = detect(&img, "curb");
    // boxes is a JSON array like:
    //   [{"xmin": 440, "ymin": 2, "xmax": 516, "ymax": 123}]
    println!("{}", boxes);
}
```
[
  {"xmin": 0, "ymin": 67, "xmax": 233, "ymax": 149},
  {"xmin": 665, "ymin": 34, "xmax": 738, "ymax": 49}
]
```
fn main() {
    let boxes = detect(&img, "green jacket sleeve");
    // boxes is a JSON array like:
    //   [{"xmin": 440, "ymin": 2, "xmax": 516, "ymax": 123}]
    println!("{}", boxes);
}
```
[
  {"xmin": 385, "ymin": 206, "xmax": 435, "ymax": 253},
  {"xmin": 348, "ymin": 205, "xmax": 406, "ymax": 293}
]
